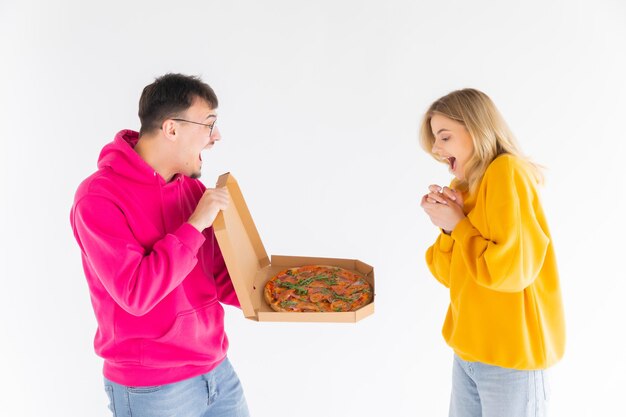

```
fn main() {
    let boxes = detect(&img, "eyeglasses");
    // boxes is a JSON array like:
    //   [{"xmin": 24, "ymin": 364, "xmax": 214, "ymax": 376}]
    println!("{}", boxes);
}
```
[{"xmin": 171, "ymin": 118, "xmax": 216, "ymax": 136}]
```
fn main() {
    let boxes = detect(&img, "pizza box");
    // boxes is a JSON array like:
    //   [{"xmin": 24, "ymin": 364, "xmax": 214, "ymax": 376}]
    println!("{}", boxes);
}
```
[{"xmin": 213, "ymin": 173, "xmax": 375, "ymax": 323}]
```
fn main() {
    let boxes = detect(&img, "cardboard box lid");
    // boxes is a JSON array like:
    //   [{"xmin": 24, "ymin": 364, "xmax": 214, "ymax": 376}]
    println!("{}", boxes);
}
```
[{"xmin": 213, "ymin": 173, "xmax": 269, "ymax": 319}]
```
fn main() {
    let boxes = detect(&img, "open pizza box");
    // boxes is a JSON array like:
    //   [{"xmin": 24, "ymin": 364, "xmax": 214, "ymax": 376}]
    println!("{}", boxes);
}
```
[{"xmin": 213, "ymin": 173, "xmax": 375, "ymax": 323}]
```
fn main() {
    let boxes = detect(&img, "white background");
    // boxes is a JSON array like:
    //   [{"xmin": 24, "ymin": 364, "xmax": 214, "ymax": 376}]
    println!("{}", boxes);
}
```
[{"xmin": 1, "ymin": 0, "xmax": 625, "ymax": 416}]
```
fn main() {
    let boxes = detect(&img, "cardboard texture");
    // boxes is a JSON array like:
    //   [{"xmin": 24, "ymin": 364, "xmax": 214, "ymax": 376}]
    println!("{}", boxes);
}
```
[{"xmin": 213, "ymin": 173, "xmax": 375, "ymax": 323}]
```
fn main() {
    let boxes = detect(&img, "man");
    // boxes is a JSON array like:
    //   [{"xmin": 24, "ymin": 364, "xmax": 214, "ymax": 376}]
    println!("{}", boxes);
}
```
[{"xmin": 70, "ymin": 73, "xmax": 249, "ymax": 417}]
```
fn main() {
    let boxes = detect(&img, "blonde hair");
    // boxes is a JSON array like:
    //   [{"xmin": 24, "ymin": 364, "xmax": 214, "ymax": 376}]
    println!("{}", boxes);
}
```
[{"xmin": 419, "ymin": 88, "xmax": 542, "ymax": 194}]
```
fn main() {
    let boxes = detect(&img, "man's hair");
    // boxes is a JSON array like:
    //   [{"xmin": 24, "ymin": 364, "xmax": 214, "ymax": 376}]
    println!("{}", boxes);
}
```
[{"xmin": 138, "ymin": 73, "xmax": 218, "ymax": 136}]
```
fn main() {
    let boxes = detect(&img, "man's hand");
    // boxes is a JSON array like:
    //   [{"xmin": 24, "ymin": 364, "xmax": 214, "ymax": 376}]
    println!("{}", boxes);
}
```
[
  {"xmin": 421, "ymin": 184, "xmax": 465, "ymax": 234},
  {"xmin": 188, "ymin": 187, "xmax": 230, "ymax": 232}
]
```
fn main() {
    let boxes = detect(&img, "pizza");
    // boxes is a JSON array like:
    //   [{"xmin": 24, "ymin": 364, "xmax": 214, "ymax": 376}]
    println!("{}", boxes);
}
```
[{"xmin": 264, "ymin": 265, "xmax": 373, "ymax": 312}]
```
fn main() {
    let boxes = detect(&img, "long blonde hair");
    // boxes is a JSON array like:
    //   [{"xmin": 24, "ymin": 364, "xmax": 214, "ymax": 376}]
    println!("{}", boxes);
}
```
[{"xmin": 419, "ymin": 88, "xmax": 542, "ymax": 194}]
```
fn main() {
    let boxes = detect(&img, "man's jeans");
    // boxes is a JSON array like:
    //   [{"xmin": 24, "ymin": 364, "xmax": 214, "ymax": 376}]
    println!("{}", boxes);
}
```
[
  {"xmin": 449, "ymin": 354, "xmax": 550, "ymax": 417},
  {"xmin": 104, "ymin": 357, "xmax": 249, "ymax": 417}
]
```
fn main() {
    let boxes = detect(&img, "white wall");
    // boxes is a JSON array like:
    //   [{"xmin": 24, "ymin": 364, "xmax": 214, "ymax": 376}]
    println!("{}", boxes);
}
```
[{"xmin": 1, "ymin": 0, "xmax": 624, "ymax": 416}]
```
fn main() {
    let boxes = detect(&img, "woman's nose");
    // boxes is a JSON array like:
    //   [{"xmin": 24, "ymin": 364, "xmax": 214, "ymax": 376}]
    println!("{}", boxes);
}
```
[{"xmin": 431, "ymin": 140, "xmax": 441, "ymax": 155}]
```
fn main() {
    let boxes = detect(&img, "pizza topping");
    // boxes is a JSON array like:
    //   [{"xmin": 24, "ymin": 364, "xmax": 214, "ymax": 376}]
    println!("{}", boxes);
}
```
[
  {"xmin": 330, "ymin": 300, "xmax": 350, "ymax": 312},
  {"xmin": 282, "ymin": 301, "xmax": 319, "ymax": 312},
  {"xmin": 307, "ymin": 287, "xmax": 332, "ymax": 303},
  {"xmin": 264, "ymin": 265, "xmax": 373, "ymax": 313},
  {"xmin": 345, "ymin": 283, "xmax": 370, "ymax": 296},
  {"xmin": 330, "ymin": 284, "xmax": 348, "ymax": 295},
  {"xmin": 277, "ymin": 289, "xmax": 295, "ymax": 302},
  {"xmin": 308, "ymin": 293, "xmax": 324, "ymax": 303}
]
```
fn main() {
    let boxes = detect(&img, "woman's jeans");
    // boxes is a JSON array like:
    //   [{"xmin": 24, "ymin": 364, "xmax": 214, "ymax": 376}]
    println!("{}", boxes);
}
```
[
  {"xmin": 103, "ymin": 357, "xmax": 249, "ymax": 417},
  {"xmin": 449, "ymin": 354, "xmax": 550, "ymax": 417}
]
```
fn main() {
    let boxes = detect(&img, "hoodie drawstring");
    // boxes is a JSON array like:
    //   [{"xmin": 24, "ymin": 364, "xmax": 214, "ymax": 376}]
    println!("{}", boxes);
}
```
[{"xmin": 156, "ymin": 172, "xmax": 168, "ymax": 233}]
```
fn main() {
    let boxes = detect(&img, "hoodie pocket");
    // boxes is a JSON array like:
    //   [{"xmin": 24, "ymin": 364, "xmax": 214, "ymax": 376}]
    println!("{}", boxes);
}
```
[{"xmin": 140, "ymin": 300, "xmax": 228, "ymax": 367}]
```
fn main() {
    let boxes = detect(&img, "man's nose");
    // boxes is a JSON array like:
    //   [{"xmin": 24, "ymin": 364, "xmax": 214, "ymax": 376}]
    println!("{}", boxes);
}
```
[{"xmin": 211, "ymin": 126, "xmax": 222, "ymax": 141}]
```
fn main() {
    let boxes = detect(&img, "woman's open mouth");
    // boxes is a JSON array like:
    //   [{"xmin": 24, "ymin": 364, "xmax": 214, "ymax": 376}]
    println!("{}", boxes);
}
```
[{"xmin": 447, "ymin": 157, "xmax": 456, "ymax": 171}]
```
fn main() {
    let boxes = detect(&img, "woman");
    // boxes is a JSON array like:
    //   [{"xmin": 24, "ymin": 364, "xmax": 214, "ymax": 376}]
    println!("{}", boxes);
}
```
[{"xmin": 419, "ymin": 88, "xmax": 565, "ymax": 417}]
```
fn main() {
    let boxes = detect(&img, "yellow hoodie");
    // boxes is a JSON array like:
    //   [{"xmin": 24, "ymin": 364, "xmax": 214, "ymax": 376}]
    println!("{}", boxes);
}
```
[{"xmin": 426, "ymin": 154, "xmax": 565, "ymax": 370}]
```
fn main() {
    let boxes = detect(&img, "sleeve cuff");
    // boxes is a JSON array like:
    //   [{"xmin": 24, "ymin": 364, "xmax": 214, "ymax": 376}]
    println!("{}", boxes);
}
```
[
  {"xmin": 438, "ymin": 231, "xmax": 455, "ymax": 252},
  {"xmin": 174, "ymin": 222, "xmax": 206, "ymax": 254},
  {"xmin": 451, "ymin": 217, "xmax": 475, "ymax": 242}
]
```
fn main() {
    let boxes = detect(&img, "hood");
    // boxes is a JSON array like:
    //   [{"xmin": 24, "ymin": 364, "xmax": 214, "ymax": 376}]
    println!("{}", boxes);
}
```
[{"xmin": 97, "ymin": 129, "xmax": 164, "ymax": 185}]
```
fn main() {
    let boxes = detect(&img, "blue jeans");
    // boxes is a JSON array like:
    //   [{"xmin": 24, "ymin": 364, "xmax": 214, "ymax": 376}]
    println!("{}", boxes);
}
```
[
  {"xmin": 449, "ymin": 354, "xmax": 550, "ymax": 417},
  {"xmin": 103, "ymin": 358, "xmax": 249, "ymax": 417}
]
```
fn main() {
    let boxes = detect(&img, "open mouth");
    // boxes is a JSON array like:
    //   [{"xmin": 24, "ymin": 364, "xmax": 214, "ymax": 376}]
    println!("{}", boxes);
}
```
[
  {"xmin": 447, "ymin": 157, "xmax": 456, "ymax": 171},
  {"xmin": 199, "ymin": 142, "xmax": 216, "ymax": 162}
]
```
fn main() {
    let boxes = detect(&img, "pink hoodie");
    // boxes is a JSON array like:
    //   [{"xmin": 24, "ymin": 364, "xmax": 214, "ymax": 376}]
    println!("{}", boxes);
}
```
[{"xmin": 70, "ymin": 130, "xmax": 239, "ymax": 387}]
